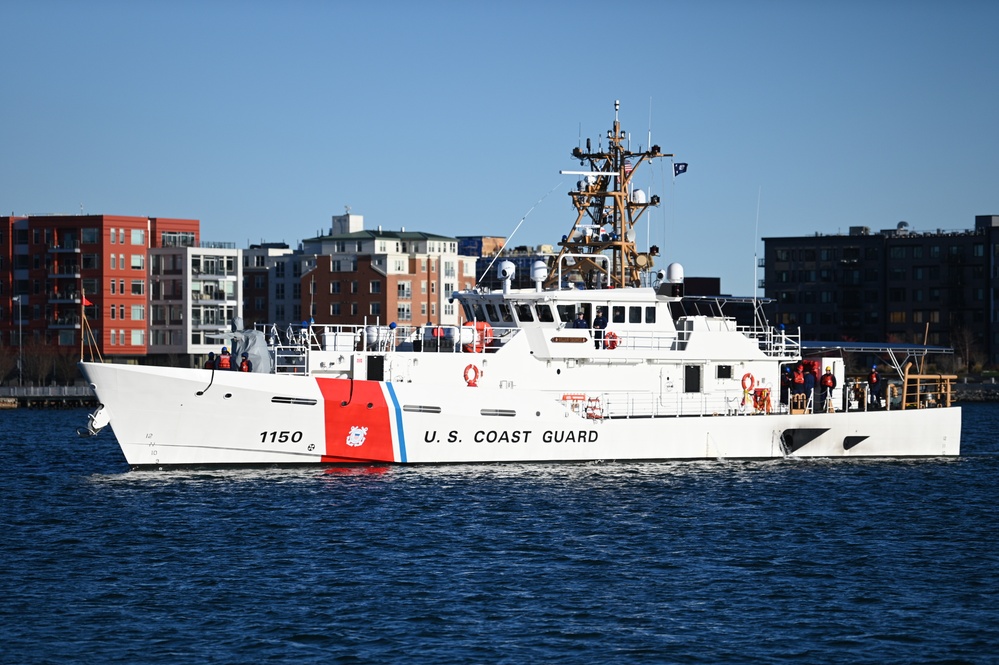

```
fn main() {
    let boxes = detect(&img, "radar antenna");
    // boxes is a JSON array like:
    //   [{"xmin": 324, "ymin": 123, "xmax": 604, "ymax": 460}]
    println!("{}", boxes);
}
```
[{"xmin": 546, "ymin": 101, "xmax": 672, "ymax": 289}]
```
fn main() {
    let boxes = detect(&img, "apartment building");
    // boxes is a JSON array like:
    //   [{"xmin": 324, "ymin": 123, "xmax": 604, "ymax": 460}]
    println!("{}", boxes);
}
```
[
  {"xmin": 1, "ymin": 214, "xmax": 199, "ymax": 362},
  {"xmin": 763, "ymin": 215, "xmax": 999, "ymax": 366}
]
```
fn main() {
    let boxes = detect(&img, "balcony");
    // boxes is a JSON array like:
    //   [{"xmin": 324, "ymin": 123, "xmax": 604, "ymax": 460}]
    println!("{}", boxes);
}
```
[
  {"xmin": 48, "ymin": 241, "xmax": 81, "ymax": 253},
  {"xmin": 48, "ymin": 316, "xmax": 82, "ymax": 329},
  {"xmin": 49, "ymin": 267, "xmax": 82, "ymax": 279}
]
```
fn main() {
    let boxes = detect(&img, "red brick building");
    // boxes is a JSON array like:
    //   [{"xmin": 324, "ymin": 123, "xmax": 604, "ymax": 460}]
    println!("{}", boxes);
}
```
[{"xmin": 1, "ymin": 214, "xmax": 199, "ymax": 366}]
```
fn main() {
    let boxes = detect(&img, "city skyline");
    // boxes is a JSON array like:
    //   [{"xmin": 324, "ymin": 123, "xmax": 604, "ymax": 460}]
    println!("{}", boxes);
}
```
[{"xmin": 3, "ymin": 1, "xmax": 998, "ymax": 296}]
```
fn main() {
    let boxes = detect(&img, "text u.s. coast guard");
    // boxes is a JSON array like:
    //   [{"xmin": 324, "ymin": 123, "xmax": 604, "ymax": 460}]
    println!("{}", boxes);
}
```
[{"xmin": 423, "ymin": 429, "xmax": 599, "ymax": 444}]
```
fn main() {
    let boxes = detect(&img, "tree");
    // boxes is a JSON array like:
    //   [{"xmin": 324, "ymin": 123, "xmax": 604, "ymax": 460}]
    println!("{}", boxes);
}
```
[
  {"xmin": 21, "ymin": 339, "xmax": 55, "ymax": 386},
  {"xmin": 0, "ymin": 345, "xmax": 15, "ymax": 385}
]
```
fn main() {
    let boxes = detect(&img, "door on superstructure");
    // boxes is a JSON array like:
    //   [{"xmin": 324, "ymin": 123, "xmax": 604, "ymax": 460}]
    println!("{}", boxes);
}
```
[{"xmin": 684, "ymin": 364, "xmax": 702, "ymax": 393}]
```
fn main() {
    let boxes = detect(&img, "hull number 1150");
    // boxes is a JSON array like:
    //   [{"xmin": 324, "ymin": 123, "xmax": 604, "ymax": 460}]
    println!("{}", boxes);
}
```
[{"xmin": 260, "ymin": 430, "xmax": 304, "ymax": 444}]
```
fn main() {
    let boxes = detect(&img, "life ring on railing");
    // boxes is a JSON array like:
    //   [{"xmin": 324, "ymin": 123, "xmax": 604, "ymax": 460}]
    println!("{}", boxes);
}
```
[
  {"xmin": 463, "ymin": 363, "xmax": 480, "ymax": 387},
  {"xmin": 462, "ymin": 321, "xmax": 494, "ymax": 353},
  {"xmin": 603, "ymin": 331, "xmax": 619, "ymax": 350},
  {"xmin": 742, "ymin": 373, "xmax": 755, "ymax": 391}
]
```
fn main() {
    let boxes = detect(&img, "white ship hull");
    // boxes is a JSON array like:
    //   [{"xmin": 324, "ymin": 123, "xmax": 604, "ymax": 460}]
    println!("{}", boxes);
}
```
[{"xmin": 80, "ymin": 362, "xmax": 961, "ymax": 468}]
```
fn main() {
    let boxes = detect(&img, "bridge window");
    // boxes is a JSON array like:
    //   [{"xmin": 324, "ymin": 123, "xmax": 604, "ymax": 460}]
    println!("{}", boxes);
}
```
[{"xmin": 534, "ymin": 304, "xmax": 555, "ymax": 323}]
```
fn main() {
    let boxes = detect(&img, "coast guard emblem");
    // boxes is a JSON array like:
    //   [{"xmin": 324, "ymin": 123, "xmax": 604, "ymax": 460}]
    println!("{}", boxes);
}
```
[{"xmin": 346, "ymin": 426, "xmax": 368, "ymax": 447}]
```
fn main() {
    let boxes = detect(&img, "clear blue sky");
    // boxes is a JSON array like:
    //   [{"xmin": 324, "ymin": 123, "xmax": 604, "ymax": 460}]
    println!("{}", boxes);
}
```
[{"xmin": 3, "ymin": 0, "xmax": 997, "ymax": 295}]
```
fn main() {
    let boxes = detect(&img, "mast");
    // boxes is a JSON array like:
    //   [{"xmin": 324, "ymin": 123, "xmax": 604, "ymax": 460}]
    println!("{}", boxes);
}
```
[{"xmin": 546, "ymin": 100, "xmax": 671, "ymax": 289}]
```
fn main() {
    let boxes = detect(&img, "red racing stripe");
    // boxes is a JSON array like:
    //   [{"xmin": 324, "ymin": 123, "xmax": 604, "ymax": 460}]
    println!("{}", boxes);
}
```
[{"xmin": 316, "ymin": 378, "xmax": 396, "ymax": 463}]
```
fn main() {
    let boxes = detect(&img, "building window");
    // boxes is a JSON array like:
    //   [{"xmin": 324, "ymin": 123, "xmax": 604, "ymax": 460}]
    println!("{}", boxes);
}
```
[
  {"xmin": 131, "ymin": 329, "xmax": 144, "ymax": 345},
  {"xmin": 370, "ymin": 302, "xmax": 381, "ymax": 316},
  {"xmin": 110, "ymin": 330, "xmax": 116, "ymax": 344},
  {"xmin": 131, "ymin": 229, "xmax": 145, "ymax": 245},
  {"xmin": 131, "ymin": 255, "xmax": 144, "ymax": 270},
  {"xmin": 110, "ymin": 280, "xmax": 116, "ymax": 295},
  {"xmin": 351, "ymin": 281, "xmax": 358, "ymax": 294},
  {"xmin": 110, "ymin": 254, "xmax": 117, "ymax": 270},
  {"xmin": 330, "ymin": 303, "xmax": 340, "ymax": 316},
  {"xmin": 110, "ymin": 306, "xmax": 116, "ymax": 320},
  {"xmin": 119, "ymin": 305, "xmax": 125, "ymax": 320},
  {"xmin": 131, "ymin": 305, "xmax": 145, "ymax": 320},
  {"xmin": 370, "ymin": 280, "xmax": 381, "ymax": 294}
]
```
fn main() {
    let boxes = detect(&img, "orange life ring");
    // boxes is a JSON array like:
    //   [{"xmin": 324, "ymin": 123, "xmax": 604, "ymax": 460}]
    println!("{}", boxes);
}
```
[
  {"xmin": 462, "ymin": 321, "xmax": 494, "ymax": 353},
  {"xmin": 604, "ymin": 331, "xmax": 618, "ymax": 350},
  {"xmin": 463, "ymin": 363, "xmax": 480, "ymax": 387},
  {"xmin": 742, "ymin": 373, "xmax": 755, "ymax": 391}
]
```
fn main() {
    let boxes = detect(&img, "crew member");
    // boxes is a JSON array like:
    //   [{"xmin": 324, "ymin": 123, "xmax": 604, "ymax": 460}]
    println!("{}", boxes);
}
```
[
  {"xmin": 217, "ymin": 346, "xmax": 233, "ymax": 370},
  {"xmin": 868, "ymin": 364, "xmax": 882, "ymax": 409},
  {"xmin": 820, "ymin": 366, "xmax": 837, "ymax": 412},
  {"xmin": 238, "ymin": 352, "xmax": 252, "ymax": 372},
  {"xmin": 593, "ymin": 308, "xmax": 607, "ymax": 349},
  {"xmin": 780, "ymin": 366, "xmax": 792, "ymax": 406},
  {"xmin": 204, "ymin": 352, "xmax": 216, "ymax": 370},
  {"xmin": 791, "ymin": 362, "xmax": 806, "ymax": 395},
  {"xmin": 803, "ymin": 364, "xmax": 816, "ymax": 412},
  {"xmin": 573, "ymin": 311, "xmax": 589, "ymax": 330}
]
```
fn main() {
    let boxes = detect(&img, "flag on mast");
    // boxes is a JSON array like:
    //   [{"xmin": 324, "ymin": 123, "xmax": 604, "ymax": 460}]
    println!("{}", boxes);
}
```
[{"xmin": 673, "ymin": 162, "xmax": 688, "ymax": 177}]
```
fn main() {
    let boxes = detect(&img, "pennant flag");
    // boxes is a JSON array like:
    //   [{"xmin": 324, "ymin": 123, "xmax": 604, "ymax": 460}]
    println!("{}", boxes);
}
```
[
  {"xmin": 83, "ymin": 297, "xmax": 93, "ymax": 306},
  {"xmin": 673, "ymin": 162, "xmax": 688, "ymax": 177}
]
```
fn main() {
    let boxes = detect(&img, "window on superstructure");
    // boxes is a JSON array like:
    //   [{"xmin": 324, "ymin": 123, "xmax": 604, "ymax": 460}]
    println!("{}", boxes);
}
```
[
  {"xmin": 498, "ymin": 304, "xmax": 513, "ymax": 322},
  {"xmin": 556, "ymin": 305, "xmax": 575, "ymax": 323},
  {"xmin": 645, "ymin": 307, "xmax": 656, "ymax": 323},
  {"xmin": 485, "ymin": 304, "xmax": 499, "ymax": 321},
  {"xmin": 612, "ymin": 306, "xmax": 625, "ymax": 324},
  {"xmin": 515, "ymin": 304, "xmax": 534, "ymax": 322},
  {"xmin": 534, "ymin": 304, "xmax": 554, "ymax": 323},
  {"xmin": 716, "ymin": 365, "xmax": 732, "ymax": 380},
  {"xmin": 629, "ymin": 307, "xmax": 642, "ymax": 324}
]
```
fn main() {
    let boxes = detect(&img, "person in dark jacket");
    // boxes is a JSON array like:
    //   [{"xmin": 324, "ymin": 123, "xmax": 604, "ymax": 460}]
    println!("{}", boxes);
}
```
[
  {"xmin": 592, "ymin": 308, "xmax": 608, "ymax": 349},
  {"xmin": 868, "ymin": 364, "xmax": 882, "ymax": 409},
  {"xmin": 820, "ymin": 366, "xmax": 837, "ymax": 412}
]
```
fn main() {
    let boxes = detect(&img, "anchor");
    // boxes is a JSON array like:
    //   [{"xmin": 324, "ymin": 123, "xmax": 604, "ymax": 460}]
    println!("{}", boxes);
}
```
[{"xmin": 77, "ymin": 404, "xmax": 110, "ymax": 438}]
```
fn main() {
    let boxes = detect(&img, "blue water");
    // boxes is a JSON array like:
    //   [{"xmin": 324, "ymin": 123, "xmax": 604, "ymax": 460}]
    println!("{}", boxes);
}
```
[{"xmin": 2, "ymin": 406, "xmax": 998, "ymax": 664}]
